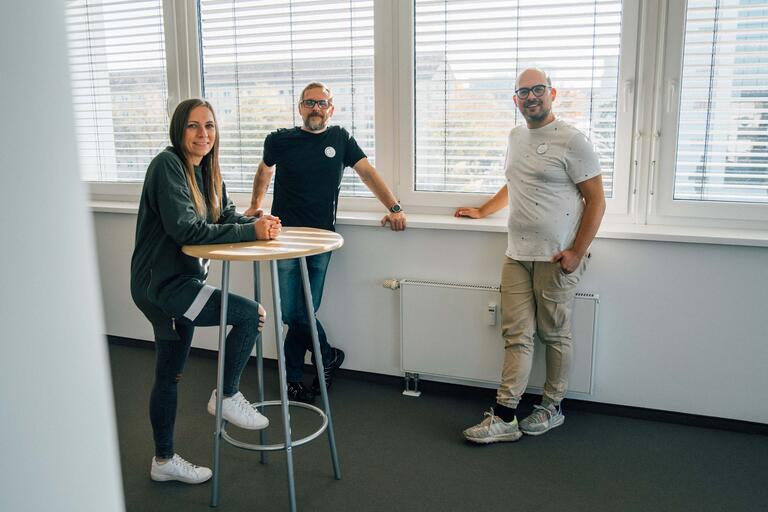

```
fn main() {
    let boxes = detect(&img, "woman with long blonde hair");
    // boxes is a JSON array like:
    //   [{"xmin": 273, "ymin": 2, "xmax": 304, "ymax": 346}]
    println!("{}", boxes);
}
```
[{"xmin": 131, "ymin": 99, "xmax": 281, "ymax": 484}]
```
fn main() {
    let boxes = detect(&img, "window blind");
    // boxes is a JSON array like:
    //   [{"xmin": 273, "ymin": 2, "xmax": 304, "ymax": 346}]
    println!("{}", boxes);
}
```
[
  {"xmin": 66, "ymin": 0, "xmax": 169, "ymax": 182},
  {"xmin": 674, "ymin": 0, "xmax": 768, "ymax": 204},
  {"xmin": 199, "ymin": 0, "xmax": 375, "ymax": 195},
  {"xmin": 414, "ymin": 0, "xmax": 622, "ymax": 196}
]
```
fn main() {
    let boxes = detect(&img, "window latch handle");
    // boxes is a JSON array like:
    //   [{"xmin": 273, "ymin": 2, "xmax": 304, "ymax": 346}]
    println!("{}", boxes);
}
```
[{"xmin": 665, "ymin": 80, "xmax": 678, "ymax": 114}]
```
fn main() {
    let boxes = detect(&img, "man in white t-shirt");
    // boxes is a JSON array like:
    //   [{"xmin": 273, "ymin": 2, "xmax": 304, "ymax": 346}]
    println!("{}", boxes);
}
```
[{"xmin": 456, "ymin": 67, "xmax": 606, "ymax": 444}]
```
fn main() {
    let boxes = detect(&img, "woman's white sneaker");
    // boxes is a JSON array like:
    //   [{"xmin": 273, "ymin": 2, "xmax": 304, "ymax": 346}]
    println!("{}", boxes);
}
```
[
  {"xmin": 150, "ymin": 454, "xmax": 212, "ymax": 484},
  {"xmin": 207, "ymin": 390, "xmax": 269, "ymax": 430}
]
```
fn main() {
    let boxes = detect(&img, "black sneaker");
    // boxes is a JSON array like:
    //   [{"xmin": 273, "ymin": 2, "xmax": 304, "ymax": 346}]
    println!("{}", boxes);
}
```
[
  {"xmin": 312, "ymin": 347, "xmax": 345, "ymax": 394},
  {"xmin": 287, "ymin": 381, "xmax": 314, "ymax": 404}
]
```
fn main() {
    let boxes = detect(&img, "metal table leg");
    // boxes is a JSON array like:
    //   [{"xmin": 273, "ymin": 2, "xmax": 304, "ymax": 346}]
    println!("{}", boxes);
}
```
[
  {"xmin": 210, "ymin": 261, "xmax": 230, "ymax": 507},
  {"xmin": 253, "ymin": 261, "xmax": 267, "ymax": 465},
  {"xmin": 299, "ymin": 257, "xmax": 341, "ymax": 479},
  {"xmin": 270, "ymin": 260, "xmax": 297, "ymax": 512},
  {"xmin": 210, "ymin": 255, "xmax": 339, "ymax": 509}
]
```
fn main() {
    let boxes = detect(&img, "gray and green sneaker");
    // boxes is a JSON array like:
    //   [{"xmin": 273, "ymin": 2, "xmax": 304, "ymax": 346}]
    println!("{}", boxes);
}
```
[
  {"xmin": 463, "ymin": 409, "xmax": 522, "ymax": 444},
  {"xmin": 520, "ymin": 403, "xmax": 564, "ymax": 436}
]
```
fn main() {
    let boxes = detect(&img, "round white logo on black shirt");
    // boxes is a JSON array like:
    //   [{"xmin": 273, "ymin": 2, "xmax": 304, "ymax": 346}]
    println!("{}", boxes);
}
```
[{"xmin": 324, "ymin": 146, "xmax": 336, "ymax": 158}]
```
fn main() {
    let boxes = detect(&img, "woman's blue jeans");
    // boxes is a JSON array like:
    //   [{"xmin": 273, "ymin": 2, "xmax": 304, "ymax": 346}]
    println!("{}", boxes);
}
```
[
  {"xmin": 276, "ymin": 252, "xmax": 332, "ymax": 382},
  {"xmin": 150, "ymin": 289, "xmax": 260, "ymax": 458}
]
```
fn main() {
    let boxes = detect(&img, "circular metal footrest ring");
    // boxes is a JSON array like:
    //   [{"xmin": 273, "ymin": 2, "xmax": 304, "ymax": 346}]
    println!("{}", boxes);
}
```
[{"xmin": 220, "ymin": 400, "xmax": 328, "ymax": 452}]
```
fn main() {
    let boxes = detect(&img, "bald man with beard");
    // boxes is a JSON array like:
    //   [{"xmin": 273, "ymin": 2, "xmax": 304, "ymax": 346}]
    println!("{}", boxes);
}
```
[{"xmin": 457, "ymin": 68, "xmax": 606, "ymax": 444}]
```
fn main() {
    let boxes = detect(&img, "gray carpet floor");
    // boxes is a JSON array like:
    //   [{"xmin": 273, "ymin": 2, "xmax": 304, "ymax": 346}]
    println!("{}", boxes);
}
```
[{"xmin": 108, "ymin": 341, "xmax": 768, "ymax": 512}]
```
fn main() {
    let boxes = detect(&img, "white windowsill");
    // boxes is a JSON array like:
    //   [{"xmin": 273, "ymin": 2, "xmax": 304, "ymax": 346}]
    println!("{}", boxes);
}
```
[{"xmin": 90, "ymin": 200, "xmax": 768, "ymax": 248}]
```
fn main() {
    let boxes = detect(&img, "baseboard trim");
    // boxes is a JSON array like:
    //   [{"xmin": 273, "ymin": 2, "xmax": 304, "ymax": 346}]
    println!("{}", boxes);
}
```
[{"xmin": 107, "ymin": 335, "xmax": 767, "ymax": 436}]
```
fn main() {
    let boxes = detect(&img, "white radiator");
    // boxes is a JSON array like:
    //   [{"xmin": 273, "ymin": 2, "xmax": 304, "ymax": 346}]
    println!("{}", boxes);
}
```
[{"xmin": 387, "ymin": 279, "xmax": 599, "ymax": 396}]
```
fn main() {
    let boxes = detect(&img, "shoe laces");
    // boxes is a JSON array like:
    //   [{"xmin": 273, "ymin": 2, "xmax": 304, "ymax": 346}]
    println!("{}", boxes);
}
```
[
  {"xmin": 322, "ymin": 358, "xmax": 337, "ymax": 378},
  {"xmin": 529, "ymin": 404, "xmax": 555, "ymax": 423},
  {"xmin": 170, "ymin": 454, "xmax": 200, "ymax": 475},
  {"xmin": 288, "ymin": 382, "xmax": 306, "ymax": 396},
  {"xmin": 229, "ymin": 392, "xmax": 253, "ymax": 415},
  {"xmin": 481, "ymin": 408, "xmax": 499, "ymax": 428}
]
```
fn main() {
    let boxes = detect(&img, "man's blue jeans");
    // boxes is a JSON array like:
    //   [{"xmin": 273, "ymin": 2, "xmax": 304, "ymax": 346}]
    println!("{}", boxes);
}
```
[{"xmin": 277, "ymin": 252, "xmax": 332, "ymax": 382}]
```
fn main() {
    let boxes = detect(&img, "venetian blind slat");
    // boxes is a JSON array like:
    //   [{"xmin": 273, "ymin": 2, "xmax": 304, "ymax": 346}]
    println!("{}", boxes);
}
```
[
  {"xmin": 65, "ymin": 0, "xmax": 168, "ymax": 182},
  {"xmin": 199, "ymin": 0, "xmax": 375, "ymax": 196},
  {"xmin": 674, "ymin": 0, "xmax": 768, "ymax": 204},
  {"xmin": 414, "ymin": 0, "xmax": 623, "ymax": 196}
]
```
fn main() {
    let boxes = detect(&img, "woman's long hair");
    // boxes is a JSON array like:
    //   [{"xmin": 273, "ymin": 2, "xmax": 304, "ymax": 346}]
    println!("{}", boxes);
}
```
[{"xmin": 169, "ymin": 99, "xmax": 223, "ymax": 222}]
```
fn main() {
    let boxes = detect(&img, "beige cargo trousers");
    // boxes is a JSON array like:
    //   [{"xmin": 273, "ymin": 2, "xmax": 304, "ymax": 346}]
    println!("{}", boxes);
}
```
[{"xmin": 496, "ymin": 254, "xmax": 589, "ymax": 408}]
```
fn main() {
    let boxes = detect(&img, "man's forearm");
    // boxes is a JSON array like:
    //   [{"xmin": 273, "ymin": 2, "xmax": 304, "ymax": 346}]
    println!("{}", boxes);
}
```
[
  {"xmin": 480, "ymin": 185, "xmax": 509, "ymax": 216},
  {"xmin": 570, "ymin": 174, "xmax": 605, "ymax": 256},
  {"xmin": 358, "ymin": 167, "xmax": 398, "ymax": 210},
  {"xmin": 570, "ymin": 202, "xmax": 605, "ymax": 256},
  {"xmin": 249, "ymin": 164, "xmax": 272, "ymax": 209}
]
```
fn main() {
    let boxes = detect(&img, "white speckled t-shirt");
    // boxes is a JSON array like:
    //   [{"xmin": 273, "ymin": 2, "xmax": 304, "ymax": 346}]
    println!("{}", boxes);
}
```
[{"xmin": 504, "ymin": 118, "xmax": 601, "ymax": 261}]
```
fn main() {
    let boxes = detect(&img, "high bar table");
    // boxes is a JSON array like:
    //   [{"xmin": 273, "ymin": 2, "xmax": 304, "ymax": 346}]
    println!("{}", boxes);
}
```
[{"xmin": 182, "ymin": 226, "xmax": 344, "ymax": 511}]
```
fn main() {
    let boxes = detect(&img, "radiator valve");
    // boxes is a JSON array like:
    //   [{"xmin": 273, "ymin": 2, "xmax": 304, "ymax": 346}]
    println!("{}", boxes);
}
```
[{"xmin": 382, "ymin": 279, "xmax": 400, "ymax": 290}]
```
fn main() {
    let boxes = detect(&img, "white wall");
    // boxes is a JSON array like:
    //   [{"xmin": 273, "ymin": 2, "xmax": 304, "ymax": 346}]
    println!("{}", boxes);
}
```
[
  {"xmin": 94, "ymin": 214, "xmax": 768, "ymax": 424},
  {"xmin": 0, "ymin": 3, "xmax": 124, "ymax": 511}
]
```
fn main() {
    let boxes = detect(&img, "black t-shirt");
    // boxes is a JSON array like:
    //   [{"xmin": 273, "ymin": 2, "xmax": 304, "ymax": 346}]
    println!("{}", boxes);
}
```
[{"xmin": 265, "ymin": 126, "xmax": 366, "ymax": 230}]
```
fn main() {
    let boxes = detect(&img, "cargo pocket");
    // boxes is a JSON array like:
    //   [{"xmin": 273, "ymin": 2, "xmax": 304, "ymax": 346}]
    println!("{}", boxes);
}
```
[{"xmin": 539, "ymin": 288, "xmax": 573, "ymax": 337}]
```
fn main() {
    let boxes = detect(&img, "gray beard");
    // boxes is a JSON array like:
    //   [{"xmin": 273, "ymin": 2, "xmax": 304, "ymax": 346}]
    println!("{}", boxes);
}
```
[{"xmin": 304, "ymin": 115, "xmax": 326, "ymax": 131}]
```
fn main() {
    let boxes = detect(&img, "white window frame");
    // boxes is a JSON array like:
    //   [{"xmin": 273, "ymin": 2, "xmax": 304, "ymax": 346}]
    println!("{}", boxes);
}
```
[
  {"xmin": 395, "ymin": 0, "xmax": 640, "ymax": 220},
  {"xmin": 648, "ymin": 0, "xmax": 768, "ymax": 229},
  {"xmin": 86, "ymin": 0, "xmax": 201, "ymax": 203},
  {"xmin": 85, "ymin": 0, "xmax": 768, "ymax": 239},
  {"xmin": 336, "ymin": 0, "xmax": 398, "ymax": 212}
]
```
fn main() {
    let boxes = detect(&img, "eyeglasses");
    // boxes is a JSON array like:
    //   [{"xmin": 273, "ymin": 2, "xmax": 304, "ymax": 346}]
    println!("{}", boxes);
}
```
[
  {"xmin": 515, "ymin": 84, "xmax": 549, "ymax": 99},
  {"xmin": 300, "ymin": 99, "xmax": 332, "ymax": 109}
]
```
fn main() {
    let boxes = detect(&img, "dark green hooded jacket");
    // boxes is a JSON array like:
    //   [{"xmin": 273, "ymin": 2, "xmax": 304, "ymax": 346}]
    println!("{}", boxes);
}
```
[{"xmin": 130, "ymin": 147, "xmax": 257, "ymax": 340}]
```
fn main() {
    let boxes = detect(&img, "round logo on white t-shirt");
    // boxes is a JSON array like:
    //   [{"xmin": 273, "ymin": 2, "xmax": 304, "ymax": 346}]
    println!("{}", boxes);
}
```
[
  {"xmin": 324, "ymin": 146, "xmax": 336, "ymax": 158},
  {"xmin": 536, "ymin": 143, "xmax": 548, "ymax": 155}
]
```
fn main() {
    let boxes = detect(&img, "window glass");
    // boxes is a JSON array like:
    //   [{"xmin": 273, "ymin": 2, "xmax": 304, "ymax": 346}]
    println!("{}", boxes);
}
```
[
  {"xmin": 199, "ymin": 0, "xmax": 375, "ymax": 195},
  {"xmin": 674, "ymin": 0, "xmax": 768, "ymax": 204},
  {"xmin": 414, "ymin": 0, "xmax": 623, "ymax": 196},
  {"xmin": 66, "ymin": 0, "xmax": 169, "ymax": 182}
]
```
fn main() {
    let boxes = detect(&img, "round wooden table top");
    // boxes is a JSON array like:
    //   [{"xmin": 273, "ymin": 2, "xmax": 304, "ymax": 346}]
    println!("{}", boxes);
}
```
[{"xmin": 182, "ymin": 226, "xmax": 344, "ymax": 262}]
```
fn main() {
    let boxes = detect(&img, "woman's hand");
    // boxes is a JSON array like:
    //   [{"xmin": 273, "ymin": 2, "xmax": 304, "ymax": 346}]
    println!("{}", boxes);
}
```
[{"xmin": 253, "ymin": 215, "xmax": 282, "ymax": 240}]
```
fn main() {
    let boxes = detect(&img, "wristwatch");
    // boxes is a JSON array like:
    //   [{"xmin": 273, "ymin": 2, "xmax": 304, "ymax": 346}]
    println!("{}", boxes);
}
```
[{"xmin": 389, "ymin": 202, "xmax": 403, "ymax": 214}]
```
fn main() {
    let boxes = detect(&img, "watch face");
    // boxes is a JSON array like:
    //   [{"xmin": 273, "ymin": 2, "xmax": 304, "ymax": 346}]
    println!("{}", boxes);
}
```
[{"xmin": 390, "ymin": 203, "xmax": 402, "ymax": 213}]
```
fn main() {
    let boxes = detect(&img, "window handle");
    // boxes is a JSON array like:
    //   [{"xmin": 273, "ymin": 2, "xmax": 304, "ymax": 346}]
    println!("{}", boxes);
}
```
[
  {"xmin": 622, "ymin": 80, "xmax": 634, "ymax": 113},
  {"xmin": 665, "ymin": 80, "xmax": 678, "ymax": 114},
  {"xmin": 648, "ymin": 131, "xmax": 661, "ymax": 196},
  {"xmin": 166, "ymin": 96, "xmax": 177, "ymax": 120},
  {"xmin": 631, "ymin": 131, "xmax": 643, "ymax": 195}
]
